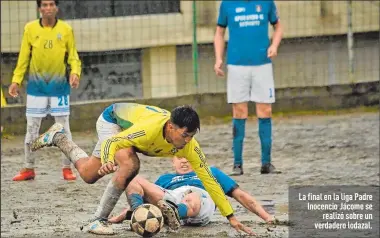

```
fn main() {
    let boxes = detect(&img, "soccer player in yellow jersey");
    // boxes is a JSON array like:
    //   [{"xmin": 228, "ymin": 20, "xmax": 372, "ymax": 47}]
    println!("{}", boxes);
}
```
[
  {"xmin": 9, "ymin": 0, "xmax": 81, "ymax": 181},
  {"xmin": 31, "ymin": 103, "xmax": 254, "ymax": 235}
]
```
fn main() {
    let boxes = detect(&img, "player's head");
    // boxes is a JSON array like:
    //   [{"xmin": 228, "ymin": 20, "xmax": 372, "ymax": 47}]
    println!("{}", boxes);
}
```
[
  {"xmin": 37, "ymin": 0, "xmax": 59, "ymax": 19},
  {"xmin": 167, "ymin": 105, "xmax": 200, "ymax": 149},
  {"xmin": 172, "ymin": 157, "xmax": 193, "ymax": 174}
]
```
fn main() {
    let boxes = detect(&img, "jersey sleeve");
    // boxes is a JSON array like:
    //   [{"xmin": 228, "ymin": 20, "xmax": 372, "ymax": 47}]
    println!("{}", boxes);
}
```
[
  {"xmin": 66, "ymin": 28, "xmax": 82, "ymax": 78},
  {"xmin": 178, "ymin": 139, "xmax": 234, "ymax": 217},
  {"xmin": 12, "ymin": 26, "xmax": 31, "ymax": 85},
  {"xmin": 154, "ymin": 174, "xmax": 170, "ymax": 188},
  {"xmin": 217, "ymin": 1, "xmax": 228, "ymax": 28},
  {"xmin": 269, "ymin": 0, "xmax": 279, "ymax": 25},
  {"xmin": 100, "ymin": 125, "xmax": 147, "ymax": 164},
  {"xmin": 211, "ymin": 167, "xmax": 239, "ymax": 197}
]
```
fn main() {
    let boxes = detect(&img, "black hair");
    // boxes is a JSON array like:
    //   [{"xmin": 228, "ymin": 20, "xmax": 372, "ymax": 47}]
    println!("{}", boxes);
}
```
[
  {"xmin": 37, "ymin": 0, "xmax": 59, "ymax": 8},
  {"xmin": 170, "ymin": 105, "xmax": 200, "ymax": 133}
]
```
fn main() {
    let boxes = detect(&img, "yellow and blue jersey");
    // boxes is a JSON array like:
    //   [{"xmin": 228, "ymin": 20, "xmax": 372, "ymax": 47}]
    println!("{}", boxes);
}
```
[
  {"xmin": 217, "ymin": 0, "xmax": 279, "ymax": 66},
  {"xmin": 12, "ymin": 19, "xmax": 81, "ymax": 97},
  {"xmin": 155, "ymin": 166, "xmax": 239, "ymax": 197},
  {"xmin": 100, "ymin": 103, "xmax": 234, "ymax": 217}
]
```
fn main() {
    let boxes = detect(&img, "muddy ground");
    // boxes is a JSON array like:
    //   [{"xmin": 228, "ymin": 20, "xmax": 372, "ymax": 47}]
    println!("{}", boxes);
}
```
[{"xmin": 1, "ymin": 112, "xmax": 379, "ymax": 237}]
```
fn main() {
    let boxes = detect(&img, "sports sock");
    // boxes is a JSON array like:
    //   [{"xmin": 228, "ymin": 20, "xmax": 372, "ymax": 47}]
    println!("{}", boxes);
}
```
[
  {"xmin": 127, "ymin": 193, "xmax": 144, "ymax": 211},
  {"xmin": 258, "ymin": 118, "xmax": 272, "ymax": 165},
  {"xmin": 177, "ymin": 203, "xmax": 188, "ymax": 219},
  {"xmin": 232, "ymin": 118, "xmax": 246, "ymax": 166},
  {"xmin": 24, "ymin": 117, "xmax": 43, "ymax": 168},
  {"xmin": 54, "ymin": 115, "xmax": 73, "ymax": 168},
  {"xmin": 94, "ymin": 180, "xmax": 124, "ymax": 220},
  {"xmin": 52, "ymin": 133, "xmax": 88, "ymax": 164}
]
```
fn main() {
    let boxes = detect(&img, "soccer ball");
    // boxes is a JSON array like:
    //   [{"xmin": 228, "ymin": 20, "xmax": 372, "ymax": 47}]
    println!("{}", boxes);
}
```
[{"xmin": 130, "ymin": 204, "xmax": 164, "ymax": 237}]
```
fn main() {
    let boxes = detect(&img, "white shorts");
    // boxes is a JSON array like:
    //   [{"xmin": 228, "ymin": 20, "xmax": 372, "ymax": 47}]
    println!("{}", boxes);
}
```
[
  {"xmin": 162, "ymin": 186, "xmax": 215, "ymax": 226},
  {"xmin": 92, "ymin": 115, "xmax": 122, "ymax": 158},
  {"xmin": 227, "ymin": 63, "xmax": 275, "ymax": 104},
  {"xmin": 26, "ymin": 95, "xmax": 70, "ymax": 117}
]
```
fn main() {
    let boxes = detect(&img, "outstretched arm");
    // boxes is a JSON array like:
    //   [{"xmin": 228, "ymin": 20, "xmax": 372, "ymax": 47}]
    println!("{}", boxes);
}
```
[{"xmin": 231, "ymin": 188, "xmax": 273, "ymax": 222}]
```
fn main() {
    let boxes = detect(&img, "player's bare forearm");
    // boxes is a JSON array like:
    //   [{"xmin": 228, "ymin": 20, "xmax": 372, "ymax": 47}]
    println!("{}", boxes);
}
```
[
  {"xmin": 271, "ymin": 21, "xmax": 283, "ymax": 49},
  {"xmin": 214, "ymin": 27, "xmax": 226, "ymax": 62},
  {"xmin": 232, "ymin": 188, "xmax": 272, "ymax": 222}
]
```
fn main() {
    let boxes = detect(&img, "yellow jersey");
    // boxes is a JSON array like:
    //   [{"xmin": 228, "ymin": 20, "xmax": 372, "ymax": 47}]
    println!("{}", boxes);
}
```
[
  {"xmin": 100, "ymin": 103, "xmax": 234, "ymax": 217},
  {"xmin": 1, "ymin": 88, "xmax": 6, "ymax": 107},
  {"xmin": 12, "ymin": 19, "xmax": 81, "ymax": 97}
]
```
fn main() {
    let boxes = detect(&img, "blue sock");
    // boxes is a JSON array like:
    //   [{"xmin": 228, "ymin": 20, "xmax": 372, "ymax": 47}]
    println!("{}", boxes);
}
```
[
  {"xmin": 177, "ymin": 203, "xmax": 188, "ymax": 219},
  {"xmin": 128, "ymin": 193, "xmax": 144, "ymax": 210},
  {"xmin": 232, "ymin": 118, "xmax": 246, "ymax": 166},
  {"xmin": 258, "ymin": 118, "xmax": 272, "ymax": 165}
]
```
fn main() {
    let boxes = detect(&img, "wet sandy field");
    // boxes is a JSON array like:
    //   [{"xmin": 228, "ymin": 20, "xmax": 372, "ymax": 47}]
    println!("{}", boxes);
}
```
[{"xmin": 1, "ymin": 111, "xmax": 379, "ymax": 237}]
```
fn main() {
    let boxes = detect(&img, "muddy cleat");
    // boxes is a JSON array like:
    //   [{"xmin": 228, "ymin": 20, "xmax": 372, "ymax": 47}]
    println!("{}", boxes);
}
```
[
  {"xmin": 261, "ymin": 163, "xmax": 282, "ymax": 174},
  {"xmin": 30, "ymin": 123, "xmax": 64, "ymax": 151},
  {"xmin": 62, "ymin": 168, "xmax": 76, "ymax": 181},
  {"xmin": 12, "ymin": 168, "xmax": 35, "ymax": 181},
  {"xmin": 81, "ymin": 218, "xmax": 114, "ymax": 235},
  {"xmin": 157, "ymin": 200, "xmax": 181, "ymax": 230},
  {"xmin": 229, "ymin": 165, "xmax": 244, "ymax": 176}
]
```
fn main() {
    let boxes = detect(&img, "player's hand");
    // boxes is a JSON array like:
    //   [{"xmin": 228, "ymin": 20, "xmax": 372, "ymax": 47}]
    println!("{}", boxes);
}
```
[
  {"xmin": 69, "ymin": 73, "xmax": 80, "ymax": 89},
  {"xmin": 267, "ymin": 44, "xmax": 278, "ymax": 59},
  {"xmin": 228, "ymin": 215, "xmax": 255, "ymax": 236},
  {"xmin": 214, "ymin": 59, "xmax": 225, "ymax": 77},
  {"xmin": 267, "ymin": 216, "xmax": 280, "ymax": 225},
  {"xmin": 98, "ymin": 162, "xmax": 118, "ymax": 176},
  {"xmin": 8, "ymin": 83, "xmax": 19, "ymax": 98}
]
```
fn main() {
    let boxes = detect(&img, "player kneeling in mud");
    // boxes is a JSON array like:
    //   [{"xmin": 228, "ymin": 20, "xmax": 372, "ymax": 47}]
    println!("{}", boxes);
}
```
[{"xmin": 109, "ymin": 156, "xmax": 279, "ymax": 230}]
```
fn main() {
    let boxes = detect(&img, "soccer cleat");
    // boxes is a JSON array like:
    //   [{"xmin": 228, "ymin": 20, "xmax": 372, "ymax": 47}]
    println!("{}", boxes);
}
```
[
  {"xmin": 229, "ymin": 165, "xmax": 244, "ymax": 176},
  {"xmin": 260, "ymin": 163, "xmax": 282, "ymax": 174},
  {"xmin": 62, "ymin": 168, "xmax": 76, "ymax": 181},
  {"xmin": 12, "ymin": 168, "xmax": 35, "ymax": 181},
  {"xmin": 30, "ymin": 123, "xmax": 64, "ymax": 151},
  {"xmin": 81, "ymin": 218, "xmax": 114, "ymax": 235},
  {"xmin": 157, "ymin": 200, "xmax": 181, "ymax": 231}
]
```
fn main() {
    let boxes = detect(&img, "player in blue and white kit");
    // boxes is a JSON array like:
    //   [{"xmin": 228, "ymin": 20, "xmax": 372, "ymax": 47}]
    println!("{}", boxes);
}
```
[
  {"xmin": 214, "ymin": 1, "xmax": 283, "ymax": 175},
  {"xmin": 109, "ymin": 157, "xmax": 276, "ymax": 229}
]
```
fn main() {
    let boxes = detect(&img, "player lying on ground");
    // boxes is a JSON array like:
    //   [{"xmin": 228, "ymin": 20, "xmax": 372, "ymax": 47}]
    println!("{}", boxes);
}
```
[
  {"xmin": 30, "ymin": 103, "xmax": 254, "ymax": 235},
  {"xmin": 109, "ymin": 156, "xmax": 277, "ymax": 230}
]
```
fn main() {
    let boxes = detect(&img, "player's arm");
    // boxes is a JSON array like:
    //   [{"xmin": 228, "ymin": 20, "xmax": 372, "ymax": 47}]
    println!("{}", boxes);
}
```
[
  {"xmin": 12, "ymin": 26, "xmax": 31, "ymax": 86},
  {"xmin": 214, "ymin": 1, "xmax": 227, "ymax": 64},
  {"xmin": 66, "ymin": 28, "xmax": 81, "ymax": 78},
  {"xmin": 231, "ymin": 188, "xmax": 273, "ymax": 222},
  {"xmin": 180, "ymin": 141, "xmax": 234, "ymax": 218},
  {"xmin": 100, "ymin": 126, "xmax": 147, "ymax": 165},
  {"xmin": 269, "ymin": 1, "xmax": 283, "ymax": 49}
]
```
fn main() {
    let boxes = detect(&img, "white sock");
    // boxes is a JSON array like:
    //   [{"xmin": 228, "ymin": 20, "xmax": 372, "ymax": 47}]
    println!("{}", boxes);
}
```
[
  {"xmin": 24, "ymin": 117, "xmax": 43, "ymax": 169},
  {"xmin": 94, "ymin": 180, "xmax": 124, "ymax": 220}
]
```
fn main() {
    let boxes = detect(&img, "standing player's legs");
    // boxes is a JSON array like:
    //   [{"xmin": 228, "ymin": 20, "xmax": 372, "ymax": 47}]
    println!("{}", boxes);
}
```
[
  {"xmin": 250, "ymin": 63, "xmax": 281, "ymax": 174},
  {"xmin": 13, "ymin": 95, "xmax": 47, "ymax": 181},
  {"xmin": 51, "ymin": 95, "xmax": 76, "ymax": 180},
  {"xmin": 227, "ymin": 65, "xmax": 252, "ymax": 176}
]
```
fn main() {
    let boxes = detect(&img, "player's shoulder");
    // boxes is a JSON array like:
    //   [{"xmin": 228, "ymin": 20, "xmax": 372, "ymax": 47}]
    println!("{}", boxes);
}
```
[
  {"xmin": 24, "ymin": 20, "xmax": 40, "ymax": 30},
  {"xmin": 56, "ymin": 19, "xmax": 73, "ymax": 31}
]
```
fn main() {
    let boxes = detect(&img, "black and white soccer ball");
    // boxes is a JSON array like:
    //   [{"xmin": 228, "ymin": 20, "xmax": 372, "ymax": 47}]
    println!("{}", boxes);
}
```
[{"xmin": 130, "ymin": 204, "xmax": 164, "ymax": 237}]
